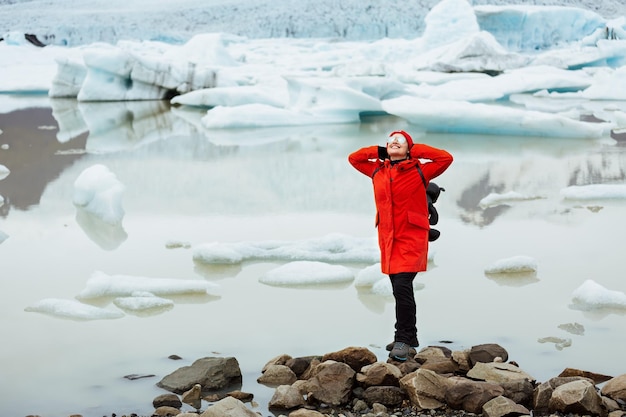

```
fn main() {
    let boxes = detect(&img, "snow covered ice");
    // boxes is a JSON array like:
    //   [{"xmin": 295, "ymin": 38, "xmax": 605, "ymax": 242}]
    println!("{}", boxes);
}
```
[
  {"xmin": 484, "ymin": 255, "xmax": 538, "ymax": 274},
  {"xmin": 571, "ymin": 280, "xmax": 626, "ymax": 310},
  {"xmin": 192, "ymin": 233, "xmax": 380, "ymax": 265},
  {"xmin": 2, "ymin": 0, "xmax": 626, "ymax": 138},
  {"xmin": 73, "ymin": 164, "xmax": 125, "ymax": 225},
  {"xmin": 259, "ymin": 261, "xmax": 354, "ymax": 286}
]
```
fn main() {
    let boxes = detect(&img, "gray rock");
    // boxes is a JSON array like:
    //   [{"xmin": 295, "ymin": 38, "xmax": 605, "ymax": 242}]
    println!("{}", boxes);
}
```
[
  {"xmin": 533, "ymin": 376, "xmax": 594, "ymax": 412},
  {"xmin": 268, "ymin": 384, "xmax": 306, "ymax": 410},
  {"xmin": 306, "ymin": 360, "xmax": 356, "ymax": 406},
  {"xmin": 321, "ymin": 346, "xmax": 377, "ymax": 372},
  {"xmin": 153, "ymin": 393, "xmax": 182, "ymax": 409},
  {"xmin": 548, "ymin": 379, "xmax": 606, "ymax": 416},
  {"xmin": 357, "ymin": 362, "xmax": 402, "ymax": 387},
  {"xmin": 602, "ymin": 373, "xmax": 626, "ymax": 402},
  {"xmin": 361, "ymin": 386, "xmax": 406, "ymax": 407},
  {"xmin": 399, "ymin": 367, "xmax": 447, "ymax": 409},
  {"xmin": 445, "ymin": 376, "xmax": 505, "ymax": 413},
  {"xmin": 198, "ymin": 396, "xmax": 258, "ymax": 417},
  {"xmin": 467, "ymin": 361, "xmax": 535, "ymax": 384},
  {"xmin": 468, "ymin": 343, "xmax": 509, "ymax": 366},
  {"xmin": 157, "ymin": 356, "xmax": 242, "ymax": 394},
  {"xmin": 257, "ymin": 364, "xmax": 297, "ymax": 385},
  {"xmin": 482, "ymin": 395, "xmax": 530, "ymax": 417}
]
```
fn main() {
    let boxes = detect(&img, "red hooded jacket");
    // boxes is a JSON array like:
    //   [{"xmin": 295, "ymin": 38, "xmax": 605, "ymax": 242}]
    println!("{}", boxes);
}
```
[{"xmin": 349, "ymin": 142, "xmax": 453, "ymax": 274}]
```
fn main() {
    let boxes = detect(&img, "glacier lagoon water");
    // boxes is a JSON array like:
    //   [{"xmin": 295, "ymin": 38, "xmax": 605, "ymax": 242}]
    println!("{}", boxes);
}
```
[{"xmin": 1, "ymin": 96, "xmax": 625, "ymax": 416}]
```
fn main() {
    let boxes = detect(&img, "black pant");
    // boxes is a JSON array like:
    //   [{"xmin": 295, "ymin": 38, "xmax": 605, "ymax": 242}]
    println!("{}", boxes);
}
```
[{"xmin": 389, "ymin": 272, "xmax": 418, "ymax": 346}]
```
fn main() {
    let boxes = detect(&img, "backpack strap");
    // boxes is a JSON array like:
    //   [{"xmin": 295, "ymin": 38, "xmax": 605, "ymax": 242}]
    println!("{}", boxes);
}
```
[
  {"xmin": 371, "ymin": 163, "xmax": 427, "ymax": 186},
  {"xmin": 415, "ymin": 163, "xmax": 427, "ymax": 188}
]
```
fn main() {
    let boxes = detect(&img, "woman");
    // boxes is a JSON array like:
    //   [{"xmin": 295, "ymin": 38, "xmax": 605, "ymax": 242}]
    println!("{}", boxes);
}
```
[{"xmin": 348, "ymin": 130, "xmax": 453, "ymax": 361}]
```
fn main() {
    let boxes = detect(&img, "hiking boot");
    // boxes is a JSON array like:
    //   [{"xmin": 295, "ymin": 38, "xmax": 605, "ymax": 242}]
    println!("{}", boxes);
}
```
[
  {"xmin": 389, "ymin": 342, "xmax": 410, "ymax": 361},
  {"xmin": 386, "ymin": 338, "xmax": 419, "ymax": 352}
]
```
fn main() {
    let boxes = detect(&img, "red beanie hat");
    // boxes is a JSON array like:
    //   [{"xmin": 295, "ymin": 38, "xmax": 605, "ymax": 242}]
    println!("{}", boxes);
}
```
[{"xmin": 389, "ymin": 130, "xmax": 414, "ymax": 149}]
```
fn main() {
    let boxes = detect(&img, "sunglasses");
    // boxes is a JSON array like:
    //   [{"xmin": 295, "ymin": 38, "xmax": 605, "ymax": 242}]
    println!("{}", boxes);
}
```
[{"xmin": 387, "ymin": 135, "xmax": 407, "ymax": 145}]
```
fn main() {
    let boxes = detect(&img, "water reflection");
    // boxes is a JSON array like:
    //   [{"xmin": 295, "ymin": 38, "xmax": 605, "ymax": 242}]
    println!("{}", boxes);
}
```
[
  {"xmin": 3, "ymin": 98, "xmax": 626, "ymax": 229},
  {"xmin": 484, "ymin": 271, "xmax": 540, "ymax": 287},
  {"xmin": 0, "ymin": 106, "xmax": 86, "ymax": 217},
  {"xmin": 75, "ymin": 206, "xmax": 128, "ymax": 250}
]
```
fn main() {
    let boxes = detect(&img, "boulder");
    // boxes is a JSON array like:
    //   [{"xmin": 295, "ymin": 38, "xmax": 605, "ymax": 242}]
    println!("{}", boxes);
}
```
[
  {"xmin": 268, "ymin": 384, "xmax": 305, "ymax": 409},
  {"xmin": 548, "ymin": 379, "xmax": 607, "ymax": 416},
  {"xmin": 451, "ymin": 349, "xmax": 472, "ymax": 373},
  {"xmin": 467, "ymin": 361, "xmax": 535, "ymax": 384},
  {"xmin": 559, "ymin": 367, "xmax": 613, "ymax": 384},
  {"xmin": 399, "ymin": 367, "xmax": 448, "ymax": 409},
  {"xmin": 157, "ymin": 357, "xmax": 242, "ymax": 394},
  {"xmin": 199, "ymin": 396, "xmax": 258, "ymax": 417},
  {"xmin": 500, "ymin": 379, "xmax": 535, "ymax": 406},
  {"xmin": 288, "ymin": 409, "xmax": 326, "ymax": 417},
  {"xmin": 286, "ymin": 356, "xmax": 320, "ymax": 377},
  {"xmin": 321, "ymin": 346, "xmax": 377, "ymax": 372},
  {"xmin": 533, "ymin": 376, "xmax": 594, "ymax": 412},
  {"xmin": 261, "ymin": 354, "xmax": 292, "ymax": 372},
  {"xmin": 445, "ymin": 376, "xmax": 504, "ymax": 413},
  {"xmin": 357, "ymin": 362, "xmax": 402, "ymax": 387},
  {"xmin": 482, "ymin": 395, "xmax": 530, "ymax": 417},
  {"xmin": 420, "ymin": 356, "xmax": 459, "ymax": 374},
  {"xmin": 257, "ymin": 364, "xmax": 297, "ymax": 385},
  {"xmin": 306, "ymin": 360, "xmax": 356, "ymax": 406},
  {"xmin": 415, "ymin": 345, "xmax": 452, "ymax": 362},
  {"xmin": 361, "ymin": 386, "xmax": 406, "ymax": 407},
  {"xmin": 602, "ymin": 373, "xmax": 626, "ymax": 402},
  {"xmin": 468, "ymin": 343, "xmax": 509, "ymax": 366},
  {"xmin": 153, "ymin": 393, "xmax": 182, "ymax": 409},
  {"xmin": 153, "ymin": 405, "xmax": 183, "ymax": 416},
  {"xmin": 182, "ymin": 383, "xmax": 202, "ymax": 409}
]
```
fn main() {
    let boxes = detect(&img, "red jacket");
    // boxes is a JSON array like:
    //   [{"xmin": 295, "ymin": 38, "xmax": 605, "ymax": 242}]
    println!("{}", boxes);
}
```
[{"xmin": 348, "ymin": 144, "xmax": 453, "ymax": 274}]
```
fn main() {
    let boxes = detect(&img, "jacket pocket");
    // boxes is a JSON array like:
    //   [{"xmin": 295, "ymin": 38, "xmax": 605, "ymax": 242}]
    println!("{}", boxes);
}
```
[{"xmin": 407, "ymin": 211, "xmax": 430, "ymax": 230}]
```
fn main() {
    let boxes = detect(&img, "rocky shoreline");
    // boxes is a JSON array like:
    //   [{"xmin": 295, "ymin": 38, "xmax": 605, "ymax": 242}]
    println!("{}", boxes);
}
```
[{"xmin": 28, "ymin": 343, "xmax": 626, "ymax": 417}]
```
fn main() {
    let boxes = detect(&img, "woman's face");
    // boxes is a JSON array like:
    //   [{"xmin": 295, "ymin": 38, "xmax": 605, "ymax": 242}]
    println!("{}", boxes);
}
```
[{"xmin": 387, "ymin": 133, "xmax": 409, "ymax": 160}]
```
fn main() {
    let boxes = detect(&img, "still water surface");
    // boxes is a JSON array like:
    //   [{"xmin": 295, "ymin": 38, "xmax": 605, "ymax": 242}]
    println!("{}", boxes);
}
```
[{"xmin": 1, "ymin": 96, "xmax": 625, "ymax": 416}]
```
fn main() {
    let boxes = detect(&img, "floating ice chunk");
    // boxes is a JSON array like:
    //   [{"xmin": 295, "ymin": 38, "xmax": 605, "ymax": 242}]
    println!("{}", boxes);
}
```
[
  {"xmin": 558, "ymin": 322, "xmax": 585, "ymax": 336},
  {"xmin": 0, "ymin": 229, "xmax": 8, "ymax": 244},
  {"xmin": 371, "ymin": 279, "xmax": 392, "ymax": 296},
  {"xmin": 382, "ymin": 96, "xmax": 606, "ymax": 139},
  {"xmin": 193, "ymin": 242, "xmax": 245, "ymax": 264},
  {"xmin": 560, "ymin": 184, "xmax": 626, "ymax": 200},
  {"xmin": 25, "ymin": 298, "xmax": 124, "ymax": 320},
  {"xmin": 479, "ymin": 191, "xmax": 543, "ymax": 208},
  {"xmin": 485, "ymin": 255, "xmax": 538, "ymax": 274},
  {"xmin": 73, "ymin": 164, "xmax": 125, "ymax": 225},
  {"xmin": 370, "ymin": 277, "xmax": 425, "ymax": 297},
  {"xmin": 172, "ymin": 85, "xmax": 286, "ymax": 108},
  {"xmin": 0, "ymin": 164, "xmax": 9, "ymax": 180},
  {"xmin": 259, "ymin": 261, "xmax": 354, "ymax": 286},
  {"xmin": 571, "ymin": 279, "xmax": 626, "ymax": 310},
  {"xmin": 354, "ymin": 264, "xmax": 385, "ymax": 287},
  {"xmin": 193, "ymin": 233, "xmax": 379, "ymax": 265},
  {"xmin": 77, "ymin": 270, "xmax": 219, "ymax": 299},
  {"xmin": 113, "ymin": 292, "xmax": 175, "ymax": 311},
  {"xmin": 165, "ymin": 240, "xmax": 192, "ymax": 249},
  {"xmin": 538, "ymin": 336, "xmax": 572, "ymax": 350}
]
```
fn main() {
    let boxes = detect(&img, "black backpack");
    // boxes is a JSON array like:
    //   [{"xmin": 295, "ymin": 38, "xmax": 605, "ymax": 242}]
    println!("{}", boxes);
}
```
[{"xmin": 415, "ymin": 164, "xmax": 445, "ymax": 241}]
